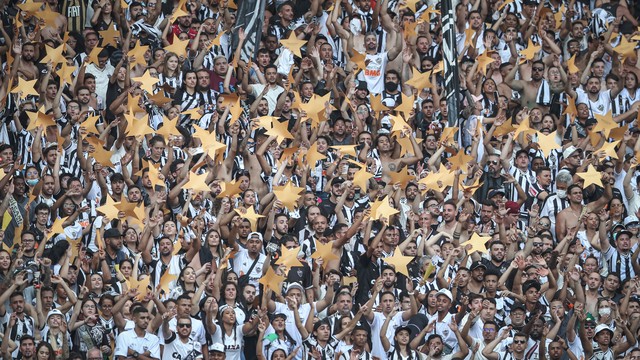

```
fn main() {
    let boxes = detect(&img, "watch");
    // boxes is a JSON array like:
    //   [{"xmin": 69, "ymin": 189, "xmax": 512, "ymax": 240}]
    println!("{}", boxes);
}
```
[{"xmin": 132, "ymin": 351, "xmax": 139, "ymax": 358}]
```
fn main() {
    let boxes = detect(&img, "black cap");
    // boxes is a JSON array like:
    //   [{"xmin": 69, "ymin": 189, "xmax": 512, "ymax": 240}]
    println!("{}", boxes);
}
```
[
  {"xmin": 522, "ymin": 280, "xmax": 541, "ymax": 293},
  {"xmin": 331, "ymin": 177, "xmax": 345, "ymax": 187},
  {"xmin": 356, "ymin": 81, "xmax": 369, "ymax": 92},
  {"xmin": 104, "ymin": 228, "xmax": 122, "ymax": 239},
  {"xmin": 470, "ymin": 261, "xmax": 487, "ymax": 271},
  {"xmin": 585, "ymin": 118, "xmax": 597, "ymax": 127},
  {"xmin": 511, "ymin": 302, "xmax": 526, "ymax": 312}
]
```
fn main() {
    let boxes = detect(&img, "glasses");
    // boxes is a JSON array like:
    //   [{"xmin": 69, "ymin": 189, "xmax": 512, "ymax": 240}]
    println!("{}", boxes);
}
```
[
  {"xmin": 513, "ymin": 340, "xmax": 527, "ymax": 344},
  {"xmin": 532, "ymin": 243, "xmax": 543, "ymax": 247},
  {"xmin": 584, "ymin": 324, "xmax": 596, "ymax": 329},
  {"xmin": 483, "ymin": 328, "xmax": 496, "ymax": 333},
  {"xmin": 488, "ymin": 160, "xmax": 499, "ymax": 165},
  {"xmin": 177, "ymin": 323, "xmax": 192, "ymax": 328},
  {"xmin": 532, "ymin": 67, "xmax": 544, "ymax": 72},
  {"xmin": 539, "ymin": 223, "xmax": 550, "ymax": 228}
]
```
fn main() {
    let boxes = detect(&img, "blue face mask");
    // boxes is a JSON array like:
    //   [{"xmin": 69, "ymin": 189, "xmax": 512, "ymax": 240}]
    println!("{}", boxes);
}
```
[{"xmin": 26, "ymin": 179, "xmax": 39, "ymax": 187}]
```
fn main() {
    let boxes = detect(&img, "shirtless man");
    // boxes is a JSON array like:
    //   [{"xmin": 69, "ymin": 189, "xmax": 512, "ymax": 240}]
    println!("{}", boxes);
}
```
[
  {"xmin": 504, "ymin": 59, "xmax": 549, "ymax": 112},
  {"xmin": 14, "ymin": 42, "xmax": 39, "ymax": 81},
  {"xmin": 555, "ymin": 179, "xmax": 611, "ymax": 240},
  {"xmin": 359, "ymin": 133, "xmax": 423, "ymax": 185}
]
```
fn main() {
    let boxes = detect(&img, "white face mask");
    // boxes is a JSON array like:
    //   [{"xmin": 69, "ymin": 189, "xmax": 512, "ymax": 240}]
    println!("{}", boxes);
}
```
[
  {"xmin": 598, "ymin": 307, "xmax": 611, "ymax": 317},
  {"xmin": 557, "ymin": 189, "xmax": 567, "ymax": 199}
]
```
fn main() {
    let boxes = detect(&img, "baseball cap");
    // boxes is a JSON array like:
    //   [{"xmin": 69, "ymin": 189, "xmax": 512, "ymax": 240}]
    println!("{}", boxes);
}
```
[
  {"xmin": 505, "ymin": 201, "xmax": 520, "ymax": 215},
  {"xmin": 522, "ymin": 280, "xmax": 541, "ymax": 293},
  {"xmin": 470, "ymin": 261, "xmax": 487, "ymax": 271},
  {"xmin": 210, "ymin": 343, "xmax": 224, "ymax": 353},
  {"xmin": 615, "ymin": 229, "xmax": 633, "ymax": 241},
  {"xmin": 436, "ymin": 288, "xmax": 453, "ymax": 302},
  {"xmin": 331, "ymin": 177, "xmax": 345, "ymax": 187},
  {"xmin": 248, "ymin": 232, "xmax": 263, "ymax": 241},
  {"xmin": 510, "ymin": 302, "xmax": 526, "ymax": 312},
  {"xmin": 594, "ymin": 324, "xmax": 613, "ymax": 336},
  {"xmin": 623, "ymin": 215, "xmax": 639, "ymax": 228},
  {"xmin": 488, "ymin": 189, "xmax": 506, "ymax": 198},
  {"xmin": 285, "ymin": 282, "xmax": 304, "ymax": 294},
  {"xmin": 104, "ymin": 228, "xmax": 122, "ymax": 239},
  {"xmin": 46, "ymin": 309, "xmax": 64, "ymax": 322},
  {"xmin": 562, "ymin": 146, "xmax": 580, "ymax": 160}
]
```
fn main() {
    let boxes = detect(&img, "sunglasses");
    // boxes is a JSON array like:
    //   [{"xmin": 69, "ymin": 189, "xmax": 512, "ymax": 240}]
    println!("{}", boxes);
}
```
[
  {"xmin": 533, "ymin": 243, "xmax": 544, "ymax": 247},
  {"xmin": 177, "ymin": 323, "xmax": 192, "ymax": 328},
  {"xmin": 584, "ymin": 324, "xmax": 596, "ymax": 329},
  {"xmin": 488, "ymin": 160, "xmax": 499, "ymax": 165},
  {"xmin": 513, "ymin": 340, "xmax": 527, "ymax": 344},
  {"xmin": 532, "ymin": 67, "xmax": 544, "ymax": 72}
]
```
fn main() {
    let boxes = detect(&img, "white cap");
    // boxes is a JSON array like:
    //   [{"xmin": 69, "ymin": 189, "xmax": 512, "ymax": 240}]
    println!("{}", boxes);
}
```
[
  {"xmin": 562, "ymin": 146, "xmax": 580, "ymax": 159},
  {"xmin": 209, "ymin": 343, "xmax": 225, "ymax": 353},
  {"xmin": 436, "ymin": 288, "xmax": 453, "ymax": 302}
]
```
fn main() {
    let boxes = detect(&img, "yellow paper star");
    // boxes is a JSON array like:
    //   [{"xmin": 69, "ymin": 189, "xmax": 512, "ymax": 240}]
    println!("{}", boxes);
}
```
[
  {"xmin": 369, "ymin": 196, "xmax": 399, "ymax": 221},
  {"xmin": 593, "ymin": 111, "xmax": 617, "ymax": 138},
  {"xmin": 535, "ymin": 131, "xmax": 561, "ymax": 157},
  {"xmin": 405, "ymin": 70, "xmax": 433, "ymax": 90},
  {"xmin": 164, "ymin": 38, "xmax": 190, "ymax": 58},
  {"xmin": 275, "ymin": 245, "xmax": 303, "ymax": 269},
  {"xmin": 350, "ymin": 51, "xmax": 367, "ymax": 73},
  {"xmin": 351, "ymin": 164, "xmax": 374, "ymax": 191},
  {"xmin": 514, "ymin": 116, "xmax": 535, "ymax": 139},
  {"xmin": 217, "ymin": 180, "xmax": 243, "ymax": 199},
  {"xmin": 519, "ymin": 39, "xmax": 541, "ymax": 62},
  {"xmin": 280, "ymin": 32, "xmax": 307, "ymax": 58},
  {"xmin": 11, "ymin": 78, "xmax": 39, "ymax": 99},
  {"xmin": 476, "ymin": 51, "xmax": 496, "ymax": 76},
  {"xmin": 96, "ymin": 195, "xmax": 121, "ymax": 220},
  {"xmin": 305, "ymin": 142, "xmax": 327, "ymax": 164},
  {"xmin": 394, "ymin": 93, "xmax": 415, "ymax": 118},
  {"xmin": 464, "ymin": 28, "xmax": 476, "ymax": 48},
  {"xmin": 272, "ymin": 181, "xmax": 304, "ymax": 211},
  {"xmin": 156, "ymin": 272, "xmax": 178, "ymax": 295},
  {"xmin": 58, "ymin": 62, "xmax": 77, "ymax": 85},
  {"xmin": 448, "ymin": 150, "xmax": 474, "ymax": 171},
  {"xmin": 597, "ymin": 140, "xmax": 620, "ymax": 159},
  {"xmin": 310, "ymin": 241, "xmax": 339, "ymax": 267},
  {"xmin": 566, "ymin": 54, "xmax": 580, "ymax": 74},
  {"xmin": 577, "ymin": 165, "xmax": 603, "ymax": 188},
  {"xmin": 266, "ymin": 118, "xmax": 294, "ymax": 144},
  {"xmin": 40, "ymin": 44, "xmax": 65, "ymax": 66},
  {"xmin": 388, "ymin": 167, "xmax": 415, "ymax": 188},
  {"xmin": 86, "ymin": 46, "xmax": 104, "ymax": 65},
  {"xmin": 128, "ymin": 41, "xmax": 149, "ymax": 67},
  {"xmin": 563, "ymin": 95, "xmax": 577, "ymax": 118},
  {"xmin": 132, "ymin": 69, "xmax": 160, "ymax": 93},
  {"xmin": 155, "ymin": 115, "xmax": 180, "ymax": 140},
  {"xmin": 382, "ymin": 247, "xmax": 414, "ymax": 277},
  {"xmin": 184, "ymin": 172, "xmax": 211, "ymax": 193},
  {"xmin": 99, "ymin": 25, "xmax": 121, "ymax": 48},
  {"xmin": 493, "ymin": 119, "xmax": 517, "ymax": 137},
  {"xmin": 330, "ymin": 145, "xmax": 358, "ymax": 158},
  {"xmin": 613, "ymin": 36, "xmax": 638, "ymax": 60},
  {"xmin": 259, "ymin": 266, "xmax": 285, "ymax": 291},
  {"xmin": 235, "ymin": 207, "xmax": 264, "ymax": 231},
  {"xmin": 461, "ymin": 233, "xmax": 491, "ymax": 254},
  {"xmin": 49, "ymin": 216, "xmax": 69, "ymax": 239}
]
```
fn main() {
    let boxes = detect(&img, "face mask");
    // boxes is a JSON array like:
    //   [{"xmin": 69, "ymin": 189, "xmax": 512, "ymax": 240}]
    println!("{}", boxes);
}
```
[
  {"xmin": 26, "ymin": 179, "xmax": 39, "ymax": 187},
  {"xmin": 557, "ymin": 189, "xmax": 567, "ymax": 199},
  {"xmin": 385, "ymin": 82, "xmax": 397, "ymax": 92},
  {"xmin": 598, "ymin": 307, "xmax": 611, "ymax": 317}
]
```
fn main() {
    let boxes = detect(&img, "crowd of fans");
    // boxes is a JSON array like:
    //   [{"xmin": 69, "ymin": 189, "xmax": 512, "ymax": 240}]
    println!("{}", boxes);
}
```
[{"xmin": 0, "ymin": 0, "xmax": 639, "ymax": 359}]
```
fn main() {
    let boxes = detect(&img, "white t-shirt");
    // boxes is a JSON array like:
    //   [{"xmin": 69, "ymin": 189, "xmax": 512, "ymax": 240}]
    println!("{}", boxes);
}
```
[
  {"xmin": 162, "ymin": 332, "xmax": 204, "ymax": 360},
  {"xmin": 210, "ymin": 323, "xmax": 246, "ymax": 360},
  {"xmin": 359, "ymin": 52, "xmax": 388, "ymax": 95},
  {"xmin": 368, "ymin": 311, "xmax": 406, "ymax": 360},
  {"xmin": 233, "ymin": 248, "xmax": 266, "ymax": 290},
  {"xmin": 114, "ymin": 329, "xmax": 161, "ymax": 359},
  {"xmin": 250, "ymin": 84, "xmax": 285, "ymax": 115},
  {"xmin": 158, "ymin": 316, "xmax": 207, "ymax": 347},
  {"xmin": 576, "ymin": 87, "xmax": 612, "ymax": 117}
]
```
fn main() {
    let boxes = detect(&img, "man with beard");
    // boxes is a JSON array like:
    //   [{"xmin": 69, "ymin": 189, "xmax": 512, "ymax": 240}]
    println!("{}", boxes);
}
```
[
  {"xmin": 143, "ymin": 236, "xmax": 200, "ymax": 291},
  {"xmin": 114, "ymin": 307, "xmax": 161, "ymax": 360},
  {"xmin": 467, "ymin": 261, "xmax": 486, "ymax": 294},
  {"xmin": 522, "ymin": 317, "xmax": 559, "ymax": 360},
  {"xmin": 161, "ymin": 314, "xmax": 204, "ymax": 360},
  {"xmin": 527, "ymin": 167, "xmax": 553, "ymax": 210},
  {"xmin": 380, "ymin": 70, "xmax": 402, "ymax": 108},
  {"xmin": 556, "ymin": 179, "xmax": 611, "ymax": 240},
  {"xmin": 477, "ymin": 201, "xmax": 497, "ymax": 236},
  {"xmin": 477, "ymin": 153, "xmax": 507, "ymax": 201},
  {"xmin": 352, "ymin": 82, "xmax": 370, "ymax": 108},
  {"xmin": 583, "ymin": 324, "xmax": 635, "ymax": 360},
  {"xmin": 539, "ymin": 169, "xmax": 572, "ymax": 241},
  {"xmin": 545, "ymin": 338, "xmax": 578, "ymax": 360},
  {"xmin": 504, "ymin": 59, "xmax": 552, "ymax": 110},
  {"xmin": 397, "ymin": 183, "xmax": 419, "ymax": 229},
  {"xmin": 461, "ymin": 319, "xmax": 499, "ymax": 358},
  {"xmin": 480, "ymin": 241, "xmax": 510, "ymax": 274},
  {"xmin": 229, "ymin": 232, "xmax": 267, "ymax": 291},
  {"xmin": 3, "ymin": 334, "xmax": 35, "ymax": 360},
  {"xmin": 195, "ymin": 69, "xmax": 217, "ymax": 113},
  {"xmin": 357, "ymin": 29, "xmax": 403, "ymax": 95},
  {"xmin": 14, "ymin": 43, "xmax": 39, "ymax": 81},
  {"xmin": 103, "ymin": 228, "xmax": 128, "ymax": 279},
  {"xmin": 418, "ymin": 327, "xmax": 468, "ymax": 360},
  {"xmin": 437, "ymin": 200, "xmax": 459, "ymax": 235},
  {"xmin": 268, "ymin": 1, "xmax": 295, "ymax": 40},
  {"xmin": 483, "ymin": 331, "xmax": 528, "ymax": 360},
  {"xmin": 563, "ymin": 104, "xmax": 597, "ymax": 142},
  {"xmin": 330, "ymin": 118, "xmax": 352, "ymax": 145},
  {"xmin": 0, "ymin": 283, "xmax": 35, "ymax": 345},
  {"xmin": 334, "ymin": 180, "xmax": 359, "ymax": 226},
  {"xmin": 371, "ymin": 266, "xmax": 402, "ymax": 307},
  {"xmin": 460, "ymin": 298, "xmax": 499, "ymax": 340},
  {"xmin": 266, "ymin": 213, "xmax": 290, "ymax": 245},
  {"xmin": 242, "ymin": 64, "xmax": 284, "ymax": 115},
  {"xmin": 522, "ymin": 280, "xmax": 549, "ymax": 321},
  {"xmin": 338, "ymin": 327, "xmax": 371, "ymax": 360},
  {"xmin": 319, "ymin": 177, "xmax": 345, "ymax": 224},
  {"xmin": 568, "ymin": 75, "xmax": 621, "ymax": 117}
]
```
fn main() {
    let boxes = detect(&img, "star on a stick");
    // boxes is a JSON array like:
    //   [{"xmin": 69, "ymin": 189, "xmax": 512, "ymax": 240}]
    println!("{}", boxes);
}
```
[
  {"xmin": 96, "ymin": 195, "xmax": 121, "ymax": 220},
  {"xmin": 310, "ymin": 241, "xmax": 339, "ymax": 267},
  {"xmin": 519, "ymin": 39, "xmax": 541, "ymax": 62},
  {"xmin": 275, "ymin": 245, "xmax": 303, "ymax": 269},
  {"xmin": 369, "ymin": 196, "xmax": 399, "ymax": 221},
  {"xmin": 535, "ymin": 131, "xmax": 561, "ymax": 157},
  {"xmin": 259, "ymin": 266, "xmax": 285, "ymax": 291},
  {"xmin": 11, "ymin": 78, "xmax": 39, "ymax": 99},
  {"xmin": 235, "ymin": 207, "xmax": 264, "ymax": 231},
  {"xmin": 156, "ymin": 272, "xmax": 178, "ymax": 295},
  {"xmin": 272, "ymin": 181, "xmax": 304, "ymax": 211},
  {"xmin": 279, "ymin": 32, "xmax": 307, "ymax": 58}
]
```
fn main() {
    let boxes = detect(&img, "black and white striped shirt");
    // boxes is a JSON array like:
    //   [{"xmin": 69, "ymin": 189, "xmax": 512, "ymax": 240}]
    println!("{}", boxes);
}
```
[{"xmin": 604, "ymin": 246, "xmax": 637, "ymax": 283}]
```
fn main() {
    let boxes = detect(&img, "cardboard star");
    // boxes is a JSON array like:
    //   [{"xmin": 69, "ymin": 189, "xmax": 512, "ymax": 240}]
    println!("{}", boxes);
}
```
[
  {"xmin": 388, "ymin": 167, "xmax": 415, "ymax": 188},
  {"xmin": 86, "ymin": 46, "xmax": 104, "ymax": 65},
  {"xmin": 352, "ymin": 165, "xmax": 374, "ymax": 191},
  {"xmin": 90, "ymin": 143, "xmax": 115, "ymax": 167},
  {"xmin": 598, "ymin": 140, "xmax": 620, "ymax": 159},
  {"xmin": 80, "ymin": 114, "xmax": 101, "ymax": 135},
  {"xmin": 514, "ymin": 116, "xmax": 535, "ymax": 139},
  {"xmin": 128, "ymin": 41, "xmax": 149, "ymax": 67},
  {"xmin": 464, "ymin": 28, "xmax": 476, "ymax": 48},
  {"xmin": 96, "ymin": 195, "xmax": 121, "ymax": 220},
  {"xmin": 132, "ymin": 70, "xmax": 160, "ymax": 93},
  {"xmin": 67, "ymin": 237, "xmax": 82, "ymax": 263},
  {"xmin": 164, "ymin": 38, "xmax": 190, "ymax": 58},
  {"xmin": 155, "ymin": 115, "xmax": 180, "ymax": 139},
  {"xmin": 192, "ymin": 126, "xmax": 226, "ymax": 158},
  {"xmin": 448, "ymin": 150, "xmax": 474, "ymax": 171},
  {"xmin": 26, "ymin": 108, "xmax": 56, "ymax": 131},
  {"xmin": 11, "ymin": 78, "xmax": 39, "ymax": 99},
  {"xmin": 401, "ymin": 0, "xmax": 421, "ymax": 11},
  {"xmin": 389, "ymin": 114, "xmax": 411, "ymax": 134},
  {"xmin": 310, "ymin": 241, "xmax": 339, "ymax": 267},
  {"xmin": 266, "ymin": 118, "xmax": 294, "ymax": 144},
  {"xmin": 99, "ymin": 25, "xmax": 121, "ymax": 48},
  {"xmin": 402, "ymin": 20, "xmax": 418, "ymax": 39},
  {"xmin": 593, "ymin": 111, "xmax": 617, "ymax": 137},
  {"xmin": 217, "ymin": 180, "xmax": 243, "ymax": 199},
  {"xmin": 613, "ymin": 36, "xmax": 638, "ymax": 60},
  {"xmin": 275, "ymin": 245, "xmax": 303, "ymax": 269},
  {"xmin": 169, "ymin": 7, "xmax": 190, "ymax": 23},
  {"xmin": 299, "ymin": 93, "xmax": 331, "ymax": 128},
  {"xmin": 493, "ymin": 119, "xmax": 517, "ymax": 137},
  {"xmin": 40, "ymin": 44, "xmax": 65, "ymax": 66},
  {"xmin": 115, "ymin": 197, "xmax": 138, "ymax": 218},
  {"xmin": 566, "ymin": 54, "xmax": 580, "ymax": 74},
  {"xmin": 38, "ymin": 5, "xmax": 61, "ymax": 27},
  {"xmin": 184, "ymin": 172, "xmax": 211, "ymax": 192},
  {"xmin": 536, "ymin": 131, "xmax": 561, "ymax": 157},
  {"xmin": 394, "ymin": 93, "xmax": 415, "ymax": 118},
  {"xmin": 280, "ymin": 32, "xmax": 307, "ymax": 58},
  {"xmin": 383, "ymin": 247, "xmax": 414, "ymax": 277},
  {"xmin": 124, "ymin": 112, "xmax": 155, "ymax": 138},
  {"xmin": 405, "ymin": 70, "xmax": 433, "ymax": 90},
  {"xmin": 235, "ymin": 207, "xmax": 264, "ymax": 231},
  {"xmin": 440, "ymin": 127, "xmax": 459, "ymax": 145},
  {"xmin": 146, "ymin": 163, "xmax": 166, "ymax": 189},
  {"xmin": 519, "ymin": 39, "xmax": 541, "ymax": 62},
  {"xmin": 418, "ymin": 164, "xmax": 456, "ymax": 191},
  {"xmin": 350, "ymin": 51, "xmax": 367, "ymax": 73},
  {"xmin": 369, "ymin": 196, "xmax": 399, "ymax": 221},
  {"xmin": 58, "ymin": 62, "xmax": 77, "ymax": 85},
  {"xmin": 128, "ymin": 275, "xmax": 150, "ymax": 301},
  {"xmin": 17, "ymin": 0, "xmax": 42, "ymax": 13},
  {"xmin": 49, "ymin": 216, "xmax": 68, "ymax": 239},
  {"xmin": 563, "ymin": 95, "xmax": 577, "ymax": 118},
  {"xmin": 272, "ymin": 181, "xmax": 304, "ymax": 211},
  {"xmin": 329, "ymin": 145, "xmax": 358, "ymax": 158},
  {"xmin": 156, "ymin": 272, "xmax": 178, "ymax": 295},
  {"xmin": 577, "ymin": 165, "xmax": 603, "ymax": 188},
  {"xmin": 553, "ymin": 4, "xmax": 565, "ymax": 28},
  {"xmin": 461, "ymin": 233, "xmax": 491, "ymax": 254},
  {"xmin": 477, "ymin": 51, "xmax": 496, "ymax": 77},
  {"xmin": 148, "ymin": 91, "xmax": 172, "ymax": 107},
  {"xmin": 259, "ymin": 266, "xmax": 285, "ymax": 291},
  {"xmin": 305, "ymin": 142, "xmax": 327, "ymax": 164},
  {"xmin": 608, "ymin": 125, "xmax": 628, "ymax": 141},
  {"xmin": 370, "ymin": 94, "xmax": 390, "ymax": 113}
]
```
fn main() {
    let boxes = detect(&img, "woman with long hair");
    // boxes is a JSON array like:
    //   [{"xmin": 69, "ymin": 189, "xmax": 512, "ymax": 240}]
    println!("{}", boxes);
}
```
[
  {"xmin": 169, "ymin": 266, "xmax": 198, "ymax": 299},
  {"xmin": 35, "ymin": 341, "xmax": 56, "ymax": 360},
  {"xmin": 214, "ymin": 305, "xmax": 260, "ymax": 360},
  {"xmin": 68, "ymin": 294, "xmax": 111, "ymax": 357},
  {"xmin": 0, "ymin": 249, "xmax": 13, "ymax": 285},
  {"xmin": 173, "ymin": 70, "xmax": 204, "ymax": 128},
  {"xmin": 159, "ymin": 52, "xmax": 183, "ymax": 90}
]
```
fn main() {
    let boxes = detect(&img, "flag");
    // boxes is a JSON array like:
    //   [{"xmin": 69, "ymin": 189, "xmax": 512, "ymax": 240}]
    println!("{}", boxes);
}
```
[
  {"xmin": 441, "ymin": 0, "xmax": 460, "ymax": 128},
  {"xmin": 232, "ymin": 0, "xmax": 266, "ymax": 62}
]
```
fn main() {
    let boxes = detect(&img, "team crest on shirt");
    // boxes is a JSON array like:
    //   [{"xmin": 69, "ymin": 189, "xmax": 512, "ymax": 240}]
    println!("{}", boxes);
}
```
[
  {"xmin": 297, "ymin": 269, "xmax": 303, "ymax": 277},
  {"xmin": 442, "ymin": 329, "xmax": 449, "ymax": 337}
]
